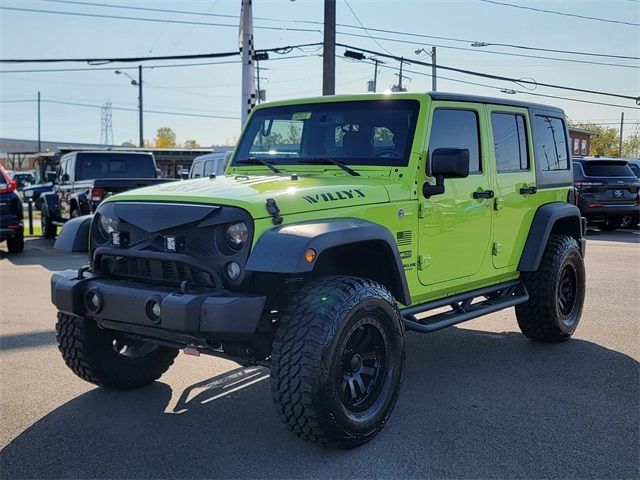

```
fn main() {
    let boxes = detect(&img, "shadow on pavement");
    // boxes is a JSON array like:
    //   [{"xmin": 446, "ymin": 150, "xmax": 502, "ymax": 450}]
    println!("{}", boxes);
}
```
[
  {"xmin": 586, "ymin": 228, "xmax": 640, "ymax": 244},
  {"xmin": 0, "ymin": 331, "xmax": 56, "ymax": 351},
  {"xmin": 0, "ymin": 327, "xmax": 638, "ymax": 479},
  {"xmin": 0, "ymin": 238, "xmax": 86, "ymax": 271}
]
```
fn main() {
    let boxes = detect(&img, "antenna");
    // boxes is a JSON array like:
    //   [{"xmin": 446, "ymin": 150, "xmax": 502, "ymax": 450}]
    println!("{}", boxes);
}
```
[{"xmin": 100, "ymin": 99, "xmax": 114, "ymax": 145}]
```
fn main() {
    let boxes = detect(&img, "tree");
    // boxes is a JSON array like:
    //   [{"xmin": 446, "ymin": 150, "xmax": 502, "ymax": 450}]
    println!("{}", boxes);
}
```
[
  {"xmin": 623, "ymin": 133, "xmax": 640, "ymax": 158},
  {"xmin": 155, "ymin": 127, "xmax": 177, "ymax": 148},
  {"xmin": 183, "ymin": 139, "xmax": 200, "ymax": 149}
]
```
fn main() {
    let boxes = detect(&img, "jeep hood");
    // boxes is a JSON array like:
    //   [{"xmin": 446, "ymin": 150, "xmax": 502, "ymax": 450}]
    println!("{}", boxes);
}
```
[{"xmin": 103, "ymin": 174, "xmax": 391, "ymax": 219}]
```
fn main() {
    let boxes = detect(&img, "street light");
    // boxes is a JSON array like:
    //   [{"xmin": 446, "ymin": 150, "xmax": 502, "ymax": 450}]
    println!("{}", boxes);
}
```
[
  {"xmin": 414, "ymin": 47, "xmax": 437, "ymax": 92},
  {"xmin": 115, "ymin": 66, "xmax": 143, "ymax": 147}
]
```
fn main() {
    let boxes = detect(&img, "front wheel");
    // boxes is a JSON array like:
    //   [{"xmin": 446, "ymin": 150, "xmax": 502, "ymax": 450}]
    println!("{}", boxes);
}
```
[
  {"xmin": 516, "ymin": 235, "xmax": 585, "ymax": 342},
  {"xmin": 56, "ymin": 313, "xmax": 178, "ymax": 389},
  {"xmin": 271, "ymin": 276, "xmax": 405, "ymax": 448}
]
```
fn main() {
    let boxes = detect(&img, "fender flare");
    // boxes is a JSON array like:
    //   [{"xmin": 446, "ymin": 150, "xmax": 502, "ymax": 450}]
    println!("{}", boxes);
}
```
[
  {"xmin": 40, "ymin": 192, "xmax": 60, "ymax": 219},
  {"xmin": 518, "ymin": 202, "xmax": 585, "ymax": 272},
  {"xmin": 75, "ymin": 192, "xmax": 91, "ymax": 215},
  {"xmin": 246, "ymin": 218, "xmax": 411, "ymax": 305},
  {"xmin": 54, "ymin": 215, "xmax": 93, "ymax": 253}
]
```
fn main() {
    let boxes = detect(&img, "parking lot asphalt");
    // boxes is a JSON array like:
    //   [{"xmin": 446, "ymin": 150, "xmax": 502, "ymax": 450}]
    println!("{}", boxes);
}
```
[{"xmin": 0, "ymin": 231, "xmax": 638, "ymax": 479}]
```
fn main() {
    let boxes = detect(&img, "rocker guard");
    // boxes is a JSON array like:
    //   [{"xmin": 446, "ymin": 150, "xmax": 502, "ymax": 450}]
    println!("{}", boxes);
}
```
[{"xmin": 50, "ymin": 269, "xmax": 266, "ymax": 338}]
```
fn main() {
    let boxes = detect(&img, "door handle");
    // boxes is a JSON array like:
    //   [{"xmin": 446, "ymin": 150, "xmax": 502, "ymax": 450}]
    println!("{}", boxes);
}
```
[
  {"xmin": 473, "ymin": 189, "xmax": 494, "ymax": 199},
  {"xmin": 519, "ymin": 186, "xmax": 537, "ymax": 195}
]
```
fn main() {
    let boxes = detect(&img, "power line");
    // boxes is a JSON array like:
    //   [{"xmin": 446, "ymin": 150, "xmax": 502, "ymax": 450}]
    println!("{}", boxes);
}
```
[
  {"xmin": 478, "ymin": 0, "xmax": 640, "ymax": 27},
  {"xmin": 338, "ymin": 43, "xmax": 640, "ymax": 103},
  {"xmin": 10, "ymin": 2, "xmax": 639, "ymax": 60},
  {"xmin": 0, "ymin": 6, "xmax": 321, "ymax": 34},
  {"xmin": 343, "ymin": 0, "xmax": 392, "ymax": 55},
  {"xmin": 337, "ymin": 31, "xmax": 639, "ymax": 69},
  {"xmin": 348, "ymin": 58, "xmax": 640, "ymax": 111},
  {"xmin": 0, "ymin": 42, "xmax": 322, "ymax": 64}
]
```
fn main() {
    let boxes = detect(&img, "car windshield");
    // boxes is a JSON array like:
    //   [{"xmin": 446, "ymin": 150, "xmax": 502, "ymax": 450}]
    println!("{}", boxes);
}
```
[
  {"xmin": 76, "ymin": 153, "xmax": 156, "ymax": 180},
  {"xmin": 581, "ymin": 161, "xmax": 634, "ymax": 177},
  {"xmin": 233, "ymin": 99, "xmax": 420, "ymax": 167}
]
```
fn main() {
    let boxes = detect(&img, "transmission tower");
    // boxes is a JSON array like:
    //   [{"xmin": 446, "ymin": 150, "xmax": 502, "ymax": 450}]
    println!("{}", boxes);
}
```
[{"xmin": 100, "ymin": 100, "xmax": 114, "ymax": 145}]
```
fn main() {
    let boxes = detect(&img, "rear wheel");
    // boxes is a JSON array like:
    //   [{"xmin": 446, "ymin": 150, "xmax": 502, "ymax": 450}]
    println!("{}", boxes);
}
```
[
  {"xmin": 42, "ymin": 210, "xmax": 56, "ymax": 239},
  {"xmin": 597, "ymin": 218, "xmax": 622, "ymax": 231},
  {"xmin": 516, "ymin": 235, "xmax": 585, "ymax": 343},
  {"xmin": 271, "ymin": 276, "xmax": 405, "ymax": 448},
  {"xmin": 56, "ymin": 313, "xmax": 178, "ymax": 389},
  {"xmin": 6, "ymin": 230, "xmax": 24, "ymax": 253}
]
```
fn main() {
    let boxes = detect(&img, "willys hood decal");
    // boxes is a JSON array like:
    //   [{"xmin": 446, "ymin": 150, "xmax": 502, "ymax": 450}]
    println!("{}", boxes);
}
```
[{"xmin": 103, "ymin": 174, "xmax": 391, "ymax": 219}]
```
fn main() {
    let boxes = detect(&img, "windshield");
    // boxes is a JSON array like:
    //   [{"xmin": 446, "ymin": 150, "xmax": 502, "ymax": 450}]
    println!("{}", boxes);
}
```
[
  {"xmin": 76, "ymin": 153, "xmax": 157, "ymax": 180},
  {"xmin": 233, "ymin": 99, "xmax": 420, "ymax": 167}
]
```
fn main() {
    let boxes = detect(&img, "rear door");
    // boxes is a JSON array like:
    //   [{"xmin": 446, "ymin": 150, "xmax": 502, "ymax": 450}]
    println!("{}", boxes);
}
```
[
  {"xmin": 488, "ymin": 107, "xmax": 537, "ymax": 269},
  {"xmin": 577, "ymin": 160, "xmax": 638, "ymax": 207},
  {"xmin": 418, "ymin": 103, "xmax": 493, "ymax": 285}
]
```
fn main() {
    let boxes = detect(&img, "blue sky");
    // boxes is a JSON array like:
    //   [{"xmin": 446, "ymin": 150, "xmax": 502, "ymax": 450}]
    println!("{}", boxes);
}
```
[{"xmin": 1, "ymin": 0, "xmax": 638, "ymax": 146}]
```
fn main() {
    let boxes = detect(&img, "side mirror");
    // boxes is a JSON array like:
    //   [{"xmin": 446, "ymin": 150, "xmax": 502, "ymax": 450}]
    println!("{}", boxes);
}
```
[
  {"xmin": 62, "ymin": 173, "xmax": 70, "ymax": 182},
  {"xmin": 423, "ymin": 148, "xmax": 470, "ymax": 198},
  {"xmin": 46, "ymin": 172, "xmax": 57, "ymax": 183},
  {"xmin": 181, "ymin": 172, "xmax": 189, "ymax": 180}
]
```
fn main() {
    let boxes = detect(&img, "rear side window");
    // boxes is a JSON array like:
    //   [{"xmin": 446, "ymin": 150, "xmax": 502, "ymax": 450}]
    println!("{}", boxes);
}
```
[
  {"xmin": 533, "ymin": 116, "xmax": 569, "ymax": 171},
  {"xmin": 429, "ymin": 109, "xmax": 481, "ymax": 173},
  {"xmin": 491, "ymin": 113, "xmax": 529, "ymax": 172},
  {"xmin": 581, "ymin": 162, "xmax": 634, "ymax": 177},
  {"xmin": 628, "ymin": 163, "xmax": 640, "ymax": 178}
]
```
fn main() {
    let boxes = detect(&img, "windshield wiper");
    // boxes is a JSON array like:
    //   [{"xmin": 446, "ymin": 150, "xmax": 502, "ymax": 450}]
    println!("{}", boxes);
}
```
[
  {"xmin": 235, "ymin": 157, "xmax": 281, "ymax": 174},
  {"xmin": 296, "ymin": 158, "xmax": 360, "ymax": 177}
]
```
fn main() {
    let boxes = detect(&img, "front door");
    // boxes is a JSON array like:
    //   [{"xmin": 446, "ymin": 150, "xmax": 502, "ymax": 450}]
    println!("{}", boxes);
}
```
[
  {"xmin": 418, "ymin": 103, "xmax": 493, "ymax": 286},
  {"xmin": 487, "ymin": 107, "xmax": 537, "ymax": 269}
]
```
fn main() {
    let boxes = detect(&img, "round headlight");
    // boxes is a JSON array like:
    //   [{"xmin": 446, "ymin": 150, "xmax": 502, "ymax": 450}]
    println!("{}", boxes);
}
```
[
  {"xmin": 99, "ymin": 214, "xmax": 119, "ymax": 236},
  {"xmin": 225, "ymin": 222, "xmax": 248, "ymax": 247}
]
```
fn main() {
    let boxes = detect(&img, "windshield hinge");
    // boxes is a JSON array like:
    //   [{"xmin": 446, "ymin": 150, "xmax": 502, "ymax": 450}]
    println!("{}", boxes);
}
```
[{"xmin": 266, "ymin": 198, "xmax": 283, "ymax": 225}]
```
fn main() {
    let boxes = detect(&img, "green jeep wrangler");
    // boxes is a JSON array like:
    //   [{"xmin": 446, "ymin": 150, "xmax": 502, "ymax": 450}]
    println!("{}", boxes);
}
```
[{"xmin": 52, "ymin": 92, "xmax": 586, "ymax": 448}]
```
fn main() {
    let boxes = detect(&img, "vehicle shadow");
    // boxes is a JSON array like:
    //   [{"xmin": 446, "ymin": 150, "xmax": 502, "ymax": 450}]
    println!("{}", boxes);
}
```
[
  {"xmin": 0, "ymin": 327, "xmax": 637, "ymax": 479},
  {"xmin": 0, "ymin": 238, "xmax": 86, "ymax": 271},
  {"xmin": 586, "ymin": 227, "xmax": 640, "ymax": 244}
]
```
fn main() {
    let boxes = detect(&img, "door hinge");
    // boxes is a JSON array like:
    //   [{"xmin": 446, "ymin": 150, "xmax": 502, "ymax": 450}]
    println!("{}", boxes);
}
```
[
  {"xmin": 492, "ymin": 241, "xmax": 504, "ymax": 256},
  {"xmin": 418, "ymin": 202, "xmax": 433, "ymax": 218},
  {"xmin": 494, "ymin": 197, "xmax": 504, "ymax": 210},
  {"xmin": 418, "ymin": 254, "xmax": 432, "ymax": 270}
]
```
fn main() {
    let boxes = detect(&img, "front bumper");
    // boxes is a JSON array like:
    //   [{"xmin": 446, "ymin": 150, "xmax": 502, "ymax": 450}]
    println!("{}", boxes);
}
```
[{"xmin": 51, "ymin": 269, "xmax": 266, "ymax": 338}]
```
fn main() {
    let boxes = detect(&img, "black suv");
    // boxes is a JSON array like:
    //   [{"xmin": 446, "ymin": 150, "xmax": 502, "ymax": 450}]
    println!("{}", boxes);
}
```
[
  {"xmin": 573, "ymin": 157, "xmax": 640, "ymax": 231},
  {"xmin": 0, "ymin": 166, "xmax": 24, "ymax": 253}
]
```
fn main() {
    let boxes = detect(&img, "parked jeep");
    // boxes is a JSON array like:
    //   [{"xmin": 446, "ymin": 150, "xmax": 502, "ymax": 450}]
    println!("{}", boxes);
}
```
[
  {"xmin": 40, "ymin": 151, "xmax": 174, "ymax": 239},
  {"xmin": 0, "ymin": 166, "xmax": 24, "ymax": 253},
  {"xmin": 51, "ymin": 93, "xmax": 586, "ymax": 448}
]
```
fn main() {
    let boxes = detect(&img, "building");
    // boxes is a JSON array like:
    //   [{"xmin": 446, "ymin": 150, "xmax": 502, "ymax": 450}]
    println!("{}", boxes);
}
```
[{"xmin": 568, "ymin": 127, "xmax": 599, "ymax": 157}]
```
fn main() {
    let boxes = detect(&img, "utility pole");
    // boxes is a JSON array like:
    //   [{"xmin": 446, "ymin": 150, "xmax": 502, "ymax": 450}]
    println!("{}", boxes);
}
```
[
  {"xmin": 372, "ymin": 58, "xmax": 380, "ymax": 92},
  {"xmin": 240, "ymin": 0, "xmax": 256, "ymax": 124},
  {"xmin": 37, "ymin": 91, "xmax": 41, "ymax": 152},
  {"xmin": 398, "ymin": 58, "xmax": 405, "ymax": 91},
  {"xmin": 619, "ymin": 112, "xmax": 624, "ymax": 157},
  {"xmin": 323, "ymin": 0, "xmax": 336, "ymax": 95},
  {"xmin": 138, "ymin": 65, "xmax": 143, "ymax": 147},
  {"xmin": 431, "ymin": 46, "xmax": 437, "ymax": 92}
]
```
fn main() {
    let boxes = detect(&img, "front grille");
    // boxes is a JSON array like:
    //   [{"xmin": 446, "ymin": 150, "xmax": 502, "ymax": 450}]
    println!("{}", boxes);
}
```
[
  {"xmin": 98, "ymin": 254, "xmax": 216, "ymax": 287},
  {"xmin": 162, "ymin": 224, "xmax": 219, "ymax": 256}
]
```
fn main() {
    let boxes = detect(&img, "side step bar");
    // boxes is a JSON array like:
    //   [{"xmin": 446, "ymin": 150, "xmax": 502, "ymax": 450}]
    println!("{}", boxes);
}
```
[{"xmin": 401, "ymin": 279, "xmax": 528, "ymax": 333}]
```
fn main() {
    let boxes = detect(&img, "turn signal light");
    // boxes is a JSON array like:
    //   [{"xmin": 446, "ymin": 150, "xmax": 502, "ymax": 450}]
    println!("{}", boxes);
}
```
[{"xmin": 305, "ymin": 248, "xmax": 316, "ymax": 263}]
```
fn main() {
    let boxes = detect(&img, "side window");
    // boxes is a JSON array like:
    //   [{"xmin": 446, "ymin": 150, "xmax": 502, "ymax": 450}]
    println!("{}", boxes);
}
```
[
  {"xmin": 203, "ymin": 160, "xmax": 213, "ymax": 176},
  {"xmin": 192, "ymin": 160, "xmax": 204, "ymax": 178},
  {"xmin": 534, "ymin": 115, "xmax": 569, "ymax": 171},
  {"xmin": 429, "ymin": 109, "xmax": 481, "ymax": 173},
  {"xmin": 491, "ymin": 113, "xmax": 529, "ymax": 172},
  {"xmin": 59, "ymin": 159, "xmax": 69, "ymax": 182}
]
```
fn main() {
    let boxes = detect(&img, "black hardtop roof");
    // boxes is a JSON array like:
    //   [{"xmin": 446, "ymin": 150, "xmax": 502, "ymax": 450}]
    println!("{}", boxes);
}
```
[
  {"xmin": 428, "ymin": 92, "xmax": 565, "ymax": 115},
  {"xmin": 62, "ymin": 150, "xmax": 154, "ymax": 158}
]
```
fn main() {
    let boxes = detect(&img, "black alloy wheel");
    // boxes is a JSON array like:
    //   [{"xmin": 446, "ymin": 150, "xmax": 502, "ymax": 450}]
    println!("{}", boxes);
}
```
[{"xmin": 339, "ymin": 323, "xmax": 387, "ymax": 412}]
